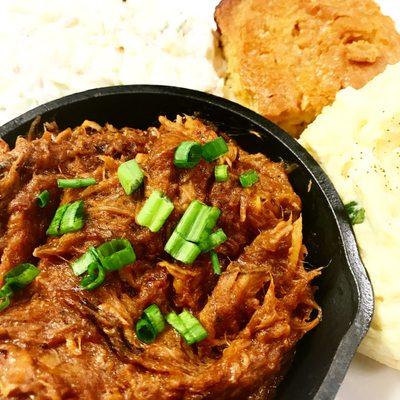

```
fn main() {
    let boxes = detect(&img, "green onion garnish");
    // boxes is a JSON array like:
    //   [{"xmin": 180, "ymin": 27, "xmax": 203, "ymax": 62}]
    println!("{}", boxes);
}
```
[
  {"xmin": 202, "ymin": 137, "xmax": 228, "ymax": 162},
  {"xmin": 344, "ymin": 201, "xmax": 365, "ymax": 225},
  {"xmin": 47, "ymin": 201, "xmax": 86, "ymax": 236},
  {"xmin": 57, "ymin": 178, "xmax": 96, "ymax": 189},
  {"xmin": 164, "ymin": 231, "xmax": 201, "ymax": 264},
  {"xmin": 199, "ymin": 228, "xmax": 227, "ymax": 253},
  {"xmin": 96, "ymin": 238, "xmax": 136, "ymax": 271},
  {"xmin": 0, "ymin": 285, "xmax": 12, "ymax": 312},
  {"xmin": 37, "ymin": 190, "xmax": 50, "ymax": 208},
  {"xmin": 71, "ymin": 247, "xmax": 98, "ymax": 276},
  {"xmin": 164, "ymin": 200, "xmax": 222, "ymax": 264},
  {"xmin": 143, "ymin": 304, "xmax": 165, "ymax": 334},
  {"xmin": 80, "ymin": 262, "xmax": 106, "ymax": 290},
  {"xmin": 174, "ymin": 141, "xmax": 202, "ymax": 169},
  {"xmin": 0, "ymin": 263, "xmax": 40, "ymax": 312},
  {"xmin": 136, "ymin": 191, "xmax": 174, "ymax": 232},
  {"xmin": 135, "ymin": 304, "xmax": 166, "ymax": 344},
  {"xmin": 214, "ymin": 165, "xmax": 229, "ymax": 182},
  {"xmin": 166, "ymin": 310, "xmax": 208, "ymax": 345},
  {"xmin": 136, "ymin": 317, "xmax": 157, "ymax": 344},
  {"xmin": 176, "ymin": 201, "xmax": 221, "ymax": 243},
  {"xmin": 71, "ymin": 239, "xmax": 136, "ymax": 283},
  {"xmin": 210, "ymin": 251, "xmax": 221, "ymax": 275},
  {"xmin": 239, "ymin": 170, "xmax": 259, "ymax": 188},
  {"xmin": 59, "ymin": 200, "xmax": 85, "ymax": 235},
  {"xmin": 46, "ymin": 203, "xmax": 69, "ymax": 236},
  {"xmin": 117, "ymin": 159, "xmax": 144, "ymax": 195},
  {"xmin": 4, "ymin": 263, "xmax": 40, "ymax": 290}
]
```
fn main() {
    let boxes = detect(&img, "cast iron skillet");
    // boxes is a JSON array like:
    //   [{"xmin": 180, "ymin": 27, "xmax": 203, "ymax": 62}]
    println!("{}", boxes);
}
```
[{"xmin": 0, "ymin": 86, "xmax": 373, "ymax": 400}]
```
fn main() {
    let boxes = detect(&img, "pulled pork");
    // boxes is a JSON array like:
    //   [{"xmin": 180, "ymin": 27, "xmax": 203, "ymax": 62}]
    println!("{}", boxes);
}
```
[{"xmin": 0, "ymin": 116, "xmax": 320, "ymax": 399}]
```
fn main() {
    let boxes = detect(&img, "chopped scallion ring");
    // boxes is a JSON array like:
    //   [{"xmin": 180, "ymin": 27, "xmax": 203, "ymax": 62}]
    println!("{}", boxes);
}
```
[
  {"xmin": 71, "ymin": 239, "xmax": 136, "ymax": 279},
  {"xmin": 166, "ymin": 310, "xmax": 208, "ymax": 345},
  {"xmin": 71, "ymin": 247, "xmax": 98, "ymax": 276},
  {"xmin": 174, "ymin": 141, "xmax": 202, "ymax": 169},
  {"xmin": 239, "ymin": 170, "xmax": 259, "ymax": 188},
  {"xmin": 135, "ymin": 304, "xmax": 165, "ymax": 344},
  {"xmin": 143, "ymin": 304, "xmax": 165, "ymax": 334},
  {"xmin": 176, "ymin": 201, "xmax": 221, "ymax": 243},
  {"xmin": 136, "ymin": 191, "xmax": 174, "ymax": 232},
  {"xmin": 117, "ymin": 159, "xmax": 144, "ymax": 195},
  {"xmin": 164, "ymin": 231, "xmax": 201, "ymax": 264},
  {"xmin": 37, "ymin": 190, "xmax": 50, "ymax": 208},
  {"xmin": 0, "ymin": 284, "xmax": 12, "ymax": 312},
  {"xmin": 198, "ymin": 206, "xmax": 221, "ymax": 243},
  {"xmin": 0, "ymin": 263, "xmax": 40, "ymax": 312},
  {"xmin": 210, "ymin": 251, "xmax": 221, "ymax": 275},
  {"xmin": 0, "ymin": 284, "xmax": 13, "ymax": 312},
  {"xmin": 344, "ymin": 201, "xmax": 365, "ymax": 225},
  {"xmin": 57, "ymin": 178, "xmax": 96, "ymax": 189},
  {"xmin": 4, "ymin": 263, "xmax": 40, "ymax": 290},
  {"xmin": 165, "ymin": 311, "xmax": 187, "ymax": 338},
  {"xmin": 202, "ymin": 137, "xmax": 228, "ymax": 162},
  {"xmin": 0, "ymin": 293, "xmax": 11, "ymax": 312},
  {"xmin": 136, "ymin": 317, "xmax": 157, "ymax": 344},
  {"xmin": 214, "ymin": 165, "xmax": 229, "ymax": 182},
  {"xmin": 80, "ymin": 262, "xmax": 106, "ymax": 290},
  {"xmin": 59, "ymin": 200, "xmax": 85, "ymax": 235},
  {"xmin": 199, "ymin": 229, "xmax": 227, "ymax": 253},
  {"xmin": 96, "ymin": 238, "xmax": 136, "ymax": 271},
  {"xmin": 46, "ymin": 203, "xmax": 69, "ymax": 236}
]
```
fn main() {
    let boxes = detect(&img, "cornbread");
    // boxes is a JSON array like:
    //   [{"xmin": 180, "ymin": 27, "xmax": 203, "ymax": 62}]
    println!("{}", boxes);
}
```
[
  {"xmin": 215, "ymin": 0, "xmax": 400, "ymax": 137},
  {"xmin": 300, "ymin": 62, "xmax": 400, "ymax": 370}
]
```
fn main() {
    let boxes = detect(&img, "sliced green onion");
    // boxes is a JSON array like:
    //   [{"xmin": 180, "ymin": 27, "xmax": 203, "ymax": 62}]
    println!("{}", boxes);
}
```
[
  {"xmin": 175, "ymin": 201, "xmax": 204, "ymax": 240},
  {"xmin": 164, "ymin": 231, "xmax": 201, "ymax": 264},
  {"xmin": 202, "ymin": 137, "xmax": 228, "ymax": 162},
  {"xmin": 96, "ymin": 238, "xmax": 136, "ymax": 271},
  {"xmin": 214, "ymin": 165, "xmax": 229, "ymax": 182},
  {"xmin": 210, "ymin": 251, "xmax": 221, "ymax": 275},
  {"xmin": 0, "ymin": 264, "xmax": 40, "ymax": 312},
  {"xmin": 198, "ymin": 206, "xmax": 221, "ymax": 243},
  {"xmin": 118, "ymin": 159, "xmax": 144, "ymax": 195},
  {"xmin": 80, "ymin": 262, "xmax": 106, "ymax": 290},
  {"xmin": 176, "ymin": 201, "xmax": 221, "ymax": 243},
  {"xmin": 71, "ymin": 247, "xmax": 98, "ymax": 276},
  {"xmin": 166, "ymin": 310, "xmax": 208, "ymax": 345},
  {"xmin": 199, "ymin": 229, "xmax": 228, "ymax": 253},
  {"xmin": 57, "ymin": 178, "xmax": 96, "ymax": 189},
  {"xmin": 59, "ymin": 200, "xmax": 85, "ymax": 235},
  {"xmin": 0, "ymin": 293, "xmax": 11, "ymax": 312},
  {"xmin": 71, "ymin": 239, "xmax": 135, "ymax": 278},
  {"xmin": 165, "ymin": 311, "xmax": 187, "ymax": 338},
  {"xmin": 174, "ymin": 141, "xmax": 202, "ymax": 169},
  {"xmin": 0, "ymin": 284, "xmax": 13, "ymax": 312},
  {"xmin": 136, "ymin": 317, "xmax": 157, "ymax": 344},
  {"xmin": 37, "ymin": 190, "xmax": 50, "ymax": 208},
  {"xmin": 4, "ymin": 263, "xmax": 40, "ymax": 290},
  {"xmin": 46, "ymin": 203, "xmax": 69, "ymax": 236},
  {"xmin": 143, "ymin": 304, "xmax": 165, "ymax": 334},
  {"xmin": 179, "ymin": 310, "xmax": 208, "ymax": 345},
  {"xmin": 345, "ymin": 201, "xmax": 365, "ymax": 225},
  {"xmin": 136, "ymin": 191, "xmax": 174, "ymax": 232},
  {"xmin": 239, "ymin": 170, "xmax": 259, "ymax": 188}
]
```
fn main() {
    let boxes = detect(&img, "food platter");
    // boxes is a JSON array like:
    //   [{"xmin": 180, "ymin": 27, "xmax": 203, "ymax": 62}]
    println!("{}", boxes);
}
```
[{"xmin": 1, "ymin": 0, "xmax": 400, "ymax": 398}]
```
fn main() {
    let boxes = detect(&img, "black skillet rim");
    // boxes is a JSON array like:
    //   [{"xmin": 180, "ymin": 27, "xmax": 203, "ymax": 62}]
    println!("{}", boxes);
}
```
[{"xmin": 0, "ymin": 85, "xmax": 374, "ymax": 399}]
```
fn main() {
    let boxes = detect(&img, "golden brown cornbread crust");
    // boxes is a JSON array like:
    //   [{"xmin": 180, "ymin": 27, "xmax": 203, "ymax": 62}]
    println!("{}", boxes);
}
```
[{"xmin": 215, "ymin": 0, "xmax": 400, "ymax": 137}]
